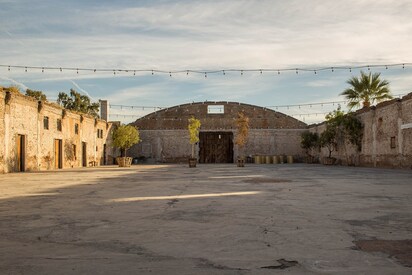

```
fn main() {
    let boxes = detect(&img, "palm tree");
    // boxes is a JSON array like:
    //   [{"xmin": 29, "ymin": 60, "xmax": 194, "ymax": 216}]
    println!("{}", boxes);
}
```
[{"xmin": 340, "ymin": 71, "xmax": 392, "ymax": 110}]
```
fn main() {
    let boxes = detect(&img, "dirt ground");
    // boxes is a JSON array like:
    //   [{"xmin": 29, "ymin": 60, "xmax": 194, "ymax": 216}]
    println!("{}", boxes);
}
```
[{"xmin": 0, "ymin": 164, "xmax": 411, "ymax": 274}]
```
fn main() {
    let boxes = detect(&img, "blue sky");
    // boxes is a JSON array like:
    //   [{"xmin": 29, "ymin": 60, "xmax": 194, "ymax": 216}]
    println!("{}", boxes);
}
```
[{"xmin": 1, "ymin": 0, "xmax": 412, "ymax": 124}]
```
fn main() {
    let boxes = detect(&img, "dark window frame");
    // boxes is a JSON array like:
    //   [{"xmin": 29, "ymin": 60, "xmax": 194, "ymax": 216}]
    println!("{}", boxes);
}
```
[
  {"xmin": 43, "ymin": 116, "xmax": 49, "ymax": 130},
  {"xmin": 57, "ymin": 119, "xmax": 62, "ymax": 132}
]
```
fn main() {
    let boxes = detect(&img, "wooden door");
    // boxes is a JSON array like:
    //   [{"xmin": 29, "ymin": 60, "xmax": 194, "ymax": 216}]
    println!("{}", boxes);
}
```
[
  {"xmin": 54, "ymin": 139, "xmax": 62, "ymax": 169},
  {"xmin": 82, "ymin": 142, "xmax": 87, "ymax": 167},
  {"xmin": 17, "ymin": 135, "xmax": 25, "ymax": 172},
  {"xmin": 103, "ymin": 144, "xmax": 107, "ymax": 165},
  {"xmin": 199, "ymin": 132, "xmax": 233, "ymax": 163}
]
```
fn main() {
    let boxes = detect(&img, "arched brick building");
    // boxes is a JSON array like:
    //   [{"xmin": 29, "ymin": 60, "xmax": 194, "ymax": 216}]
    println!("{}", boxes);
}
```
[{"xmin": 129, "ymin": 101, "xmax": 307, "ymax": 163}]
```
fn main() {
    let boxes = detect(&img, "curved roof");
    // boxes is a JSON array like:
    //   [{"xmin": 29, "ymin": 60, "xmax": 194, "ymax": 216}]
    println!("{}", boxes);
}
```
[{"xmin": 132, "ymin": 101, "xmax": 307, "ymax": 130}]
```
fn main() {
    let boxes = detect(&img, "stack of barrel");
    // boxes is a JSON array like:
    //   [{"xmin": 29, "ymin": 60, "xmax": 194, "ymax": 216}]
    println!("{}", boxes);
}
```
[{"xmin": 253, "ymin": 155, "xmax": 293, "ymax": 164}]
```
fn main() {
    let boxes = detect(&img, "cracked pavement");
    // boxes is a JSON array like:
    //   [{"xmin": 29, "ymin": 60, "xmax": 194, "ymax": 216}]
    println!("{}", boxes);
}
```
[{"xmin": 0, "ymin": 164, "xmax": 411, "ymax": 274}]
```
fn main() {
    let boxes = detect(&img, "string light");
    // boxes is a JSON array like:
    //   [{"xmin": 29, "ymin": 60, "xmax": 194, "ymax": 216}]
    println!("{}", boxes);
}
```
[
  {"xmin": 2, "ymin": 63, "xmax": 409, "ymax": 76},
  {"xmin": 108, "ymin": 94, "xmax": 406, "ymax": 112}
]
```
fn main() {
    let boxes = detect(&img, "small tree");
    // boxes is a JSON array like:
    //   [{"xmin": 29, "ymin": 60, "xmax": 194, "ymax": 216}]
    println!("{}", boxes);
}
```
[
  {"xmin": 57, "ymin": 89, "xmax": 100, "ymax": 118},
  {"xmin": 112, "ymin": 125, "xmax": 141, "ymax": 157},
  {"xmin": 26, "ymin": 89, "xmax": 47, "ymax": 101},
  {"xmin": 301, "ymin": 131, "xmax": 319, "ymax": 160},
  {"xmin": 320, "ymin": 106, "xmax": 363, "ymax": 161},
  {"xmin": 188, "ymin": 116, "xmax": 201, "ymax": 159},
  {"xmin": 235, "ymin": 112, "xmax": 250, "ymax": 162},
  {"xmin": 320, "ymin": 126, "xmax": 337, "ymax": 158}
]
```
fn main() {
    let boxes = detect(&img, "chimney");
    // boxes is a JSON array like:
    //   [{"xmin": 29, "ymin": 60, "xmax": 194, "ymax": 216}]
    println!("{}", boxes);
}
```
[{"xmin": 100, "ymin": 100, "xmax": 109, "ymax": 121}]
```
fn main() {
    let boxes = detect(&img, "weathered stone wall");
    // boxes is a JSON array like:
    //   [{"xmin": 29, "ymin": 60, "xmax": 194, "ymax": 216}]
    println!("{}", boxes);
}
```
[
  {"xmin": 309, "ymin": 93, "xmax": 412, "ymax": 168},
  {"xmin": 129, "ymin": 129, "xmax": 306, "ymax": 163},
  {"xmin": 129, "ymin": 102, "xmax": 307, "ymax": 162},
  {"xmin": 0, "ymin": 91, "xmax": 6, "ymax": 173},
  {"xmin": 0, "ymin": 88, "xmax": 115, "ymax": 173}
]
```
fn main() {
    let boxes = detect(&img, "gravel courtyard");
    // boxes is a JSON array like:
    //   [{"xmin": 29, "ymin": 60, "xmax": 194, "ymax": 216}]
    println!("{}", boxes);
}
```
[{"xmin": 0, "ymin": 164, "xmax": 411, "ymax": 274}]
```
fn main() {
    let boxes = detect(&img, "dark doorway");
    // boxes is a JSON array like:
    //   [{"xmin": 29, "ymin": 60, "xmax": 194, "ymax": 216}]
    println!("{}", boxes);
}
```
[
  {"xmin": 199, "ymin": 132, "xmax": 234, "ymax": 163},
  {"xmin": 103, "ymin": 144, "xmax": 107, "ymax": 165},
  {"xmin": 54, "ymin": 139, "xmax": 63, "ymax": 169},
  {"xmin": 82, "ymin": 142, "xmax": 87, "ymax": 167},
  {"xmin": 16, "ymin": 134, "xmax": 26, "ymax": 172}
]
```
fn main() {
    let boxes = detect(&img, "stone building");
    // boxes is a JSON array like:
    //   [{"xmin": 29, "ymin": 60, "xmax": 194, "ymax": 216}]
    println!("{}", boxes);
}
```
[
  {"xmin": 129, "ymin": 101, "xmax": 308, "ymax": 163},
  {"xmin": 0, "ymin": 87, "xmax": 116, "ymax": 173},
  {"xmin": 310, "ymin": 92, "xmax": 412, "ymax": 168}
]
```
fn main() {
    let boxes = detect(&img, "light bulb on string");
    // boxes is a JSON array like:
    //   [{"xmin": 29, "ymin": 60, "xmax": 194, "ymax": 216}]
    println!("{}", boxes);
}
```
[
  {"xmin": 295, "ymin": 68, "xmax": 298, "ymax": 74},
  {"xmin": 60, "ymin": 67, "xmax": 62, "ymax": 72},
  {"xmin": 186, "ymin": 70, "xmax": 189, "ymax": 75},
  {"xmin": 204, "ymin": 72, "xmax": 207, "ymax": 78},
  {"xmin": 241, "ymin": 70, "xmax": 243, "ymax": 76},
  {"xmin": 42, "ymin": 67, "xmax": 44, "ymax": 73},
  {"xmin": 314, "ymin": 70, "xmax": 317, "ymax": 75},
  {"xmin": 331, "ymin": 67, "xmax": 334, "ymax": 72},
  {"xmin": 113, "ymin": 70, "xmax": 116, "ymax": 75},
  {"xmin": 278, "ymin": 70, "xmax": 280, "ymax": 75},
  {"xmin": 367, "ymin": 65, "xmax": 370, "ymax": 71},
  {"xmin": 349, "ymin": 68, "xmax": 352, "ymax": 72},
  {"xmin": 260, "ymin": 69, "xmax": 262, "ymax": 75},
  {"xmin": 222, "ymin": 70, "xmax": 225, "ymax": 75},
  {"xmin": 25, "ymin": 67, "xmax": 27, "ymax": 72},
  {"xmin": 385, "ymin": 65, "xmax": 388, "ymax": 70},
  {"xmin": 133, "ymin": 70, "xmax": 136, "ymax": 76},
  {"xmin": 403, "ymin": 64, "xmax": 405, "ymax": 69},
  {"xmin": 169, "ymin": 72, "xmax": 172, "ymax": 77},
  {"xmin": 8, "ymin": 66, "xmax": 10, "ymax": 71},
  {"xmin": 151, "ymin": 70, "xmax": 154, "ymax": 75},
  {"xmin": 77, "ymin": 68, "xmax": 79, "ymax": 74}
]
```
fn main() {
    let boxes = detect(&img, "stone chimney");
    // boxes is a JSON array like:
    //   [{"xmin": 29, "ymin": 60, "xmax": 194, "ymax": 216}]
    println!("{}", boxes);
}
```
[{"xmin": 100, "ymin": 100, "xmax": 109, "ymax": 121}]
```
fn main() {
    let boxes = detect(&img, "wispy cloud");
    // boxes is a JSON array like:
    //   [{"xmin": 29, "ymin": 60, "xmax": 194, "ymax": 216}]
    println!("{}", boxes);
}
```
[
  {"xmin": 0, "ymin": 75, "xmax": 28, "ymax": 91},
  {"xmin": 1, "ymin": 0, "xmax": 412, "ymax": 124},
  {"xmin": 69, "ymin": 80, "xmax": 95, "ymax": 101}
]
